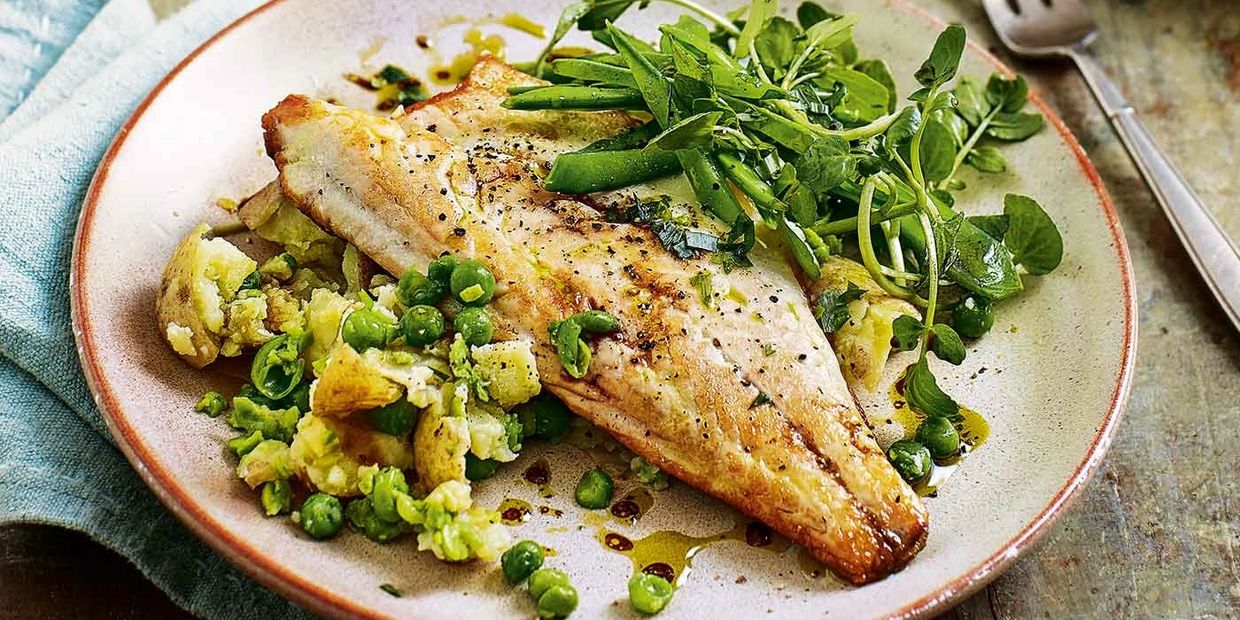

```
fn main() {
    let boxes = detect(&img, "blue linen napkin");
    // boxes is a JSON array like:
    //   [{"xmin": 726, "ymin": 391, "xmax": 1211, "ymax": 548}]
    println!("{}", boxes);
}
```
[{"xmin": 0, "ymin": 0, "xmax": 309, "ymax": 617}]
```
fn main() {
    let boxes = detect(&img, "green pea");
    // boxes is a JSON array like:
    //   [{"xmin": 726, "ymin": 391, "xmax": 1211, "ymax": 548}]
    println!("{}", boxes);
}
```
[
  {"xmin": 194, "ymin": 391, "xmax": 227, "ymax": 417},
  {"xmin": 368, "ymin": 398, "xmax": 418, "ymax": 436},
  {"xmin": 537, "ymin": 584, "xmax": 578, "ymax": 620},
  {"xmin": 628, "ymin": 572, "xmax": 674, "ymax": 615},
  {"xmin": 299, "ymin": 493, "xmax": 344, "ymax": 540},
  {"xmin": 915, "ymin": 416, "xmax": 961, "ymax": 460},
  {"xmin": 396, "ymin": 269, "xmax": 444, "ymax": 307},
  {"xmin": 887, "ymin": 439, "xmax": 933, "ymax": 484},
  {"xmin": 449, "ymin": 259, "xmax": 496, "ymax": 306},
  {"xmin": 345, "ymin": 497, "xmax": 407, "ymax": 543},
  {"xmin": 342, "ymin": 308, "xmax": 394, "ymax": 352},
  {"xmin": 465, "ymin": 453, "xmax": 499, "ymax": 481},
  {"xmin": 528, "ymin": 568, "xmax": 572, "ymax": 600},
  {"xmin": 575, "ymin": 468, "xmax": 614, "ymax": 509},
  {"xmin": 227, "ymin": 430, "xmax": 264, "ymax": 457},
  {"xmin": 261, "ymin": 479, "xmax": 292, "ymax": 516},
  {"xmin": 454, "ymin": 306, "xmax": 494, "ymax": 346},
  {"xmin": 367, "ymin": 466, "xmax": 409, "ymax": 523},
  {"xmin": 952, "ymin": 294, "xmax": 995, "ymax": 339},
  {"xmin": 427, "ymin": 255, "xmax": 460, "ymax": 285},
  {"xmin": 516, "ymin": 395, "xmax": 573, "ymax": 441},
  {"xmin": 400, "ymin": 304, "xmax": 445, "ymax": 346},
  {"xmin": 501, "ymin": 540, "xmax": 545, "ymax": 584}
]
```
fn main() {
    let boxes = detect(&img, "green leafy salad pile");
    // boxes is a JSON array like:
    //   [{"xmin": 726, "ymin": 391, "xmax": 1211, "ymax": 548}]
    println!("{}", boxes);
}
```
[{"xmin": 503, "ymin": 0, "xmax": 1064, "ymax": 485}]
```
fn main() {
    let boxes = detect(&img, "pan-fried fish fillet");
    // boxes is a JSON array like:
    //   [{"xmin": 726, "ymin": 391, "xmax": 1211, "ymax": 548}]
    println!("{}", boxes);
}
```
[{"xmin": 262, "ymin": 59, "xmax": 927, "ymax": 584}]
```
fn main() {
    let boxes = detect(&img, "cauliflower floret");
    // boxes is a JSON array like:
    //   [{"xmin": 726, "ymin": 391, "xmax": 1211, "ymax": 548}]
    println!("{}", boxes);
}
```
[
  {"xmin": 288, "ymin": 414, "xmax": 413, "ymax": 496},
  {"xmin": 219, "ymin": 292, "xmax": 273, "ymax": 357},
  {"xmin": 471, "ymin": 340, "xmax": 541, "ymax": 409},
  {"xmin": 156, "ymin": 224, "xmax": 257, "ymax": 367},
  {"xmin": 236, "ymin": 439, "xmax": 291, "ymax": 488},
  {"xmin": 302, "ymin": 288, "xmax": 352, "ymax": 366},
  {"xmin": 412, "ymin": 383, "xmax": 470, "ymax": 492}
]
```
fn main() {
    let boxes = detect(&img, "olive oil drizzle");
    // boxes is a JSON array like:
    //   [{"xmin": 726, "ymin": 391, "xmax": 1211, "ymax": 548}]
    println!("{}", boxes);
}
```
[{"xmin": 597, "ymin": 518, "xmax": 790, "ymax": 587}]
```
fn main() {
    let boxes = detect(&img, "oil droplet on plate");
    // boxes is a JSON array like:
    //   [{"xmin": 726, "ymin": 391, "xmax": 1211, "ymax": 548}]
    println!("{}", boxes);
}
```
[
  {"xmin": 596, "ymin": 517, "xmax": 790, "ymax": 587},
  {"xmin": 498, "ymin": 498, "xmax": 532, "ymax": 525}
]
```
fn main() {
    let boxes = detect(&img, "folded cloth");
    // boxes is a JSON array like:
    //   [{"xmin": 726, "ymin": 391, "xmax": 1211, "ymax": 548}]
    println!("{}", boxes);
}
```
[{"xmin": 0, "ymin": 0, "xmax": 309, "ymax": 617}]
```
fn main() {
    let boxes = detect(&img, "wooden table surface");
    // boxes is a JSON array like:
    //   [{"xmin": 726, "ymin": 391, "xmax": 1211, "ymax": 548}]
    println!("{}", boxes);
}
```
[{"xmin": 2, "ymin": 0, "xmax": 1237, "ymax": 618}]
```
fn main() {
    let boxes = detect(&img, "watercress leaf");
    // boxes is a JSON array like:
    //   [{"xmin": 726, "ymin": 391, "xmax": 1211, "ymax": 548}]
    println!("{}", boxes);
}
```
[
  {"xmin": 754, "ymin": 17, "xmax": 800, "ymax": 72},
  {"xmin": 919, "ymin": 117, "xmax": 957, "ymax": 183},
  {"xmin": 967, "ymin": 214, "xmax": 1010, "ymax": 240},
  {"xmin": 796, "ymin": 1, "xmax": 838, "ymax": 29},
  {"xmin": 646, "ymin": 111, "xmax": 723, "ymax": 151},
  {"xmin": 966, "ymin": 145, "xmax": 1007, "ymax": 172},
  {"xmin": 775, "ymin": 164, "xmax": 818, "ymax": 226},
  {"xmin": 891, "ymin": 314, "xmax": 925, "ymax": 351},
  {"xmin": 885, "ymin": 106, "xmax": 922, "ymax": 148},
  {"xmin": 535, "ymin": 2, "xmax": 594, "ymax": 72},
  {"xmin": 813, "ymin": 282, "xmax": 865, "ymax": 334},
  {"xmin": 735, "ymin": 0, "xmax": 780, "ymax": 59},
  {"xmin": 929, "ymin": 324, "xmax": 966, "ymax": 365},
  {"xmin": 796, "ymin": 136, "xmax": 856, "ymax": 196},
  {"xmin": 914, "ymin": 24, "xmax": 966, "ymax": 89},
  {"xmin": 779, "ymin": 217, "xmax": 822, "ymax": 278},
  {"xmin": 985, "ymin": 73, "xmax": 1029, "ymax": 113},
  {"xmin": 985, "ymin": 111, "xmax": 1044, "ymax": 141},
  {"xmin": 935, "ymin": 109, "xmax": 970, "ymax": 145},
  {"xmin": 551, "ymin": 58, "xmax": 637, "ymax": 87},
  {"xmin": 1003, "ymin": 193, "xmax": 1063, "ymax": 275},
  {"xmin": 904, "ymin": 356, "xmax": 961, "ymax": 420},
  {"xmin": 734, "ymin": 99, "xmax": 817, "ymax": 152},
  {"xmin": 608, "ymin": 23, "xmax": 673, "ymax": 127},
  {"xmin": 818, "ymin": 67, "xmax": 890, "ymax": 123},
  {"xmin": 951, "ymin": 75, "xmax": 990, "ymax": 126},
  {"xmin": 577, "ymin": 0, "xmax": 637, "ymax": 31},
  {"xmin": 804, "ymin": 13, "xmax": 860, "ymax": 52},
  {"xmin": 854, "ymin": 58, "xmax": 898, "ymax": 112},
  {"xmin": 899, "ymin": 209, "xmax": 1024, "ymax": 300}
]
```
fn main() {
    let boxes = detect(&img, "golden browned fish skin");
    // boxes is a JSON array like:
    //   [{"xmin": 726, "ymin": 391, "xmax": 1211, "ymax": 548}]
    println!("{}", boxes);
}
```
[{"xmin": 261, "ymin": 60, "xmax": 928, "ymax": 584}]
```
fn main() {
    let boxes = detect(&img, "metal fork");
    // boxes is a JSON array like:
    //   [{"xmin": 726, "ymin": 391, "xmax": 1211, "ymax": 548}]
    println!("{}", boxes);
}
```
[{"xmin": 983, "ymin": 0, "xmax": 1240, "ymax": 332}]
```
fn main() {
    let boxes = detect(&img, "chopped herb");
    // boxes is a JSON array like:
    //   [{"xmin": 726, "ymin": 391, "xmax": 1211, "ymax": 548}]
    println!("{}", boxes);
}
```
[
  {"xmin": 749, "ymin": 391, "xmax": 772, "ymax": 409},
  {"xmin": 379, "ymin": 583, "xmax": 403, "ymax": 598},
  {"xmin": 761, "ymin": 343, "xmax": 776, "ymax": 356},
  {"xmin": 812, "ymin": 282, "xmax": 864, "ymax": 334},
  {"xmin": 689, "ymin": 270, "xmax": 714, "ymax": 308}
]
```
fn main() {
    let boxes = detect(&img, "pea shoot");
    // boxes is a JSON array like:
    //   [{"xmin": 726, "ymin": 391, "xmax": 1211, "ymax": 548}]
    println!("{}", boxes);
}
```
[
  {"xmin": 575, "ymin": 468, "xmax": 614, "ymax": 509},
  {"xmin": 299, "ymin": 493, "xmax": 344, "ymax": 540},
  {"xmin": 501, "ymin": 540, "xmax": 545, "ymax": 584},
  {"xmin": 550, "ymin": 310, "xmax": 620, "ymax": 378},
  {"xmin": 250, "ymin": 333, "xmax": 305, "ymax": 401},
  {"xmin": 628, "ymin": 572, "xmax": 674, "ymax": 615},
  {"xmin": 449, "ymin": 259, "xmax": 496, "ymax": 306}
]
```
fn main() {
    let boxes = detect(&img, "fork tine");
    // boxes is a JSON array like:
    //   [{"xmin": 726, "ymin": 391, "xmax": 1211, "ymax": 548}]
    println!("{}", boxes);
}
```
[{"xmin": 981, "ymin": 0, "xmax": 1017, "ymax": 27}]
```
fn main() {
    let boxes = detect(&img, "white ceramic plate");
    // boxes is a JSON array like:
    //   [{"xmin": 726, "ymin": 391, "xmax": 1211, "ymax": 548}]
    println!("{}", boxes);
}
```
[{"xmin": 71, "ymin": 0, "xmax": 1136, "ymax": 617}]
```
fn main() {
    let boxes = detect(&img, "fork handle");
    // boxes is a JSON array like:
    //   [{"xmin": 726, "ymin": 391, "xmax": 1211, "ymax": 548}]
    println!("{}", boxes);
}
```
[{"xmin": 1071, "ymin": 49, "xmax": 1240, "ymax": 331}]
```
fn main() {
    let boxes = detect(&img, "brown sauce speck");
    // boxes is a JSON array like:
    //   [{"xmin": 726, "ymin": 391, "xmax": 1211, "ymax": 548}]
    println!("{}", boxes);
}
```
[
  {"xmin": 642, "ymin": 563, "xmax": 676, "ymax": 582},
  {"xmin": 604, "ymin": 533, "xmax": 633, "ymax": 552},
  {"xmin": 523, "ymin": 459, "xmax": 550, "ymax": 486},
  {"xmin": 744, "ymin": 522, "xmax": 773, "ymax": 547},
  {"xmin": 610, "ymin": 499, "xmax": 640, "ymax": 521}
]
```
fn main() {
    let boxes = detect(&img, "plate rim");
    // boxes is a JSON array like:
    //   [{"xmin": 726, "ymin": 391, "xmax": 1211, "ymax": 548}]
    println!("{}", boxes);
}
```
[{"xmin": 69, "ymin": 0, "xmax": 1138, "ymax": 617}]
